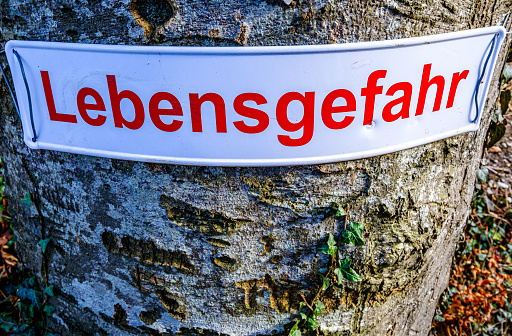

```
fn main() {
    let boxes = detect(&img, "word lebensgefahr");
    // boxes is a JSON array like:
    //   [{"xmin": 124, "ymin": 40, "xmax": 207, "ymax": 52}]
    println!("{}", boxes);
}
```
[{"xmin": 41, "ymin": 63, "xmax": 469, "ymax": 147}]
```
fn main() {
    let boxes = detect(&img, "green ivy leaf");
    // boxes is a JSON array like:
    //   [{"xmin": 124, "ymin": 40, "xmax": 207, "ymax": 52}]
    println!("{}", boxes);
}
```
[
  {"xmin": 313, "ymin": 301, "xmax": 325, "ymax": 316},
  {"xmin": 341, "ymin": 223, "xmax": 365, "ymax": 246},
  {"xmin": 16, "ymin": 287, "xmax": 41, "ymax": 307},
  {"xmin": 289, "ymin": 329, "xmax": 301, "ymax": 336},
  {"xmin": 0, "ymin": 323, "xmax": 13, "ymax": 333},
  {"xmin": 44, "ymin": 285, "xmax": 54, "ymax": 297},
  {"xmin": 319, "ymin": 233, "xmax": 337, "ymax": 256},
  {"xmin": 503, "ymin": 63, "xmax": 512, "ymax": 82},
  {"xmin": 341, "ymin": 230, "xmax": 355, "ymax": 245},
  {"xmin": 350, "ymin": 222, "xmax": 365, "ymax": 246},
  {"xmin": 307, "ymin": 317, "xmax": 321, "ymax": 330},
  {"xmin": 28, "ymin": 303, "xmax": 35, "ymax": 318},
  {"xmin": 12, "ymin": 324, "xmax": 34, "ymax": 336},
  {"xmin": 486, "ymin": 121, "xmax": 506, "ymax": 148},
  {"xmin": 321, "ymin": 275, "xmax": 330, "ymax": 291},
  {"xmin": 25, "ymin": 276, "xmax": 36, "ymax": 288},
  {"xmin": 20, "ymin": 192, "xmax": 32, "ymax": 207},
  {"xmin": 500, "ymin": 89, "xmax": 511, "ymax": 114},
  {"xmin": 38, "ymin": 238, "xmax": 51, "ymax": 253},
  {"xmin": 300, "ymin": 312, "xmax": 307, "ymax": 320},
  {"xmin": 299, "ymin": 302, "xmax": 306, "ymax": 309},
  {"xmin": 342, "ymin": 267, "xmax": 363, "ymax": 282},
  {"xmin": 338, "ymin": 259, "xmax": 362, "ymax": 282},
  {"xmin": 335, "ymin": 207, "xmax": 346, "ymax": 217},
  {"xmin": 477, "ymin": 167, "xmax": 489, "ymax": 183},
  {"xmin": 339, "ymin": 258, "xmax": 352, "ymax": 270},
  {"xmin": 289, "ymin": 320, "xmax": 301, "ymax": 336},
  {"xmin": 434, "ymin": 313, "xmax": 445, "ymax": 322},
  {"xmin": 43, "ymin": 304, "xmax": 56, "ymax": 316},
  {"xmin": 333, "ymin": 268, "xmax": 343, "ymax": 285}
]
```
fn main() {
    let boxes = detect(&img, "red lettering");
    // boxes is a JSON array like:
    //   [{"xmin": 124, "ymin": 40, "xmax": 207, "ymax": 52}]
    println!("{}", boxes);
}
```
[
  {"xmin": 77, "ymin": 87, "xmax": 107, "ymax": 126},
  {"xmin": 41, "ymin": 71, "xmax": 77, "ymax": 123},
  {"xmin": 233, "ymin": 93, "xmax": 269, "ymax": 134},
  {"xmin": 446, "ymin": 70, "xmax": 469, "ymax": 108},
  {"xmin": 189, "ymin": 93, "xmax": 227, "ymax": 133},
  {"xmin": 276, "ymin": 92, "xmax": 315, "ymax": 147},
  {"xmin": 46, "ymin": 64, "xmax": 465, "ymax": 146},
  {"xmin": 321, "ymin": 89, "xmax": 356, "ymax": 129},
  {"xmin": 107, "ymin": 75, "xmax": 145, "ymax": 130},
  {"xmin": 149, "ymin": 92, "xmax": 183, "ymax": 132},
  {"xmin": 382, "ymin": 82, "xmax": 412, "ymax": 122},
  {"xmin": 415, "ymin": 64, "xmax": 445, "ymax": 116},
  {"xmin": 361, "ymin": 70, "xmax": 387, "ymax": 125}
]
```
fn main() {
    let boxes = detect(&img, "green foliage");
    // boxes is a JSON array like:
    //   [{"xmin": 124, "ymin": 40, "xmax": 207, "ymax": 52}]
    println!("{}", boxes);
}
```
[
  {"xmin": 340, "ymin": 222, "xmax": 365, "ymax": 246},
  {"xmin": 335, "ymin": 207, "xmax": 347, "ymax": 217},
  {"xmin": 313, "ymin": 301, "xmax": 324, "ymax": 316},
  {"xmin": 476, "ymin": 167, "xmax": 489, "ymax": 183},
  {"xmin": 288, "ymin": 212, "xmax": 364, "ymax": 335},
  {"xmin": 502, "ymin": 63, "xmax": 512, "ymax": 82},
  {"xmin": 486, "ymin": 64, "xmax": 511, "ymax": 149},
  {"xmin": 43, "ymin": 305, "xmax": 56, "ymax": 317},
  {"xmin": 486, "ymin": 121, "xmax": 507, "ymax": 148},
  {"xmin": 332, "ymin": 267, "xmax": 343, "ymax": 286},
  {"xmin": 289, "ymin": 320, "xmax": 302, "ymax": 336},
  {"xmin": 20, "ymin": 192, "xmax": 32, "ymax": 207},
  {"xmin": 501, "ymin": 89, "xmax": 511, "ymax": 115},
  {"xmin": 17, "ymin": 281, "xmax": 42, "ymax": 307},
  {"xmin": 318, "ymin": 273, "xmax": 329, "ymax": 290},
  {"xmin": 0, "ymin": 272, "xmax": 58, "ymax": 336},
  {"xmin": 0, "ymin": 177, "xmax": 4, "ymax": 213},
  {"xmin": 0, "ymin": 161, "xmax": 57, "ymax": 335},
  {"xmin": 0, "ymin": 161, "xmax": 6, "ymax": 218},
  {"xmin": 336, "ymin": 259, "xmax": 362, "ymax": 283},
  {"xmin": 44, "ymin": 285, "xmax": 54, "ymax": 297},
  {"xmin": 38, "ymin": 238, "xmax": 51, "ymax": 253},
  {"xmin": 307, "ymin": 317, "xmax": 320, "ymax": 331},
  {"xmin": 318, "ymin": 233, "xmax": 337, "ymax": 256}
]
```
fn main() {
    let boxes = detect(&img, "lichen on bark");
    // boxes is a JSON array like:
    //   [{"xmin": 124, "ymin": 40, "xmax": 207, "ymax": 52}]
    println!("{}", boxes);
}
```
[{"xmin": 0, "ymin": 0, "xmax": 511, "ymax": 335}]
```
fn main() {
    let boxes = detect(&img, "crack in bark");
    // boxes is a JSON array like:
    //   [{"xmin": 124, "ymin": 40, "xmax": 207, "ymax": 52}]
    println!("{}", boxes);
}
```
[{"xmin": 102, "ymin": 230, "xmax": 195, "ymax": 272}]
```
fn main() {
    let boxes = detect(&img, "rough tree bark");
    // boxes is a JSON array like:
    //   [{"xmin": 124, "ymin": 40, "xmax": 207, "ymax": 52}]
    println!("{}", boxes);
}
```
[{"xmin": 0, "ymin": 0, "xmax": 511, "ymax": 335}]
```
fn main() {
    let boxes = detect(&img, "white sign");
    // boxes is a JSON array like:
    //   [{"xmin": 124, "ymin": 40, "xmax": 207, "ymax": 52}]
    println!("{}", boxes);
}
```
[{"xmin": 4, "ymin": 27, "xmax": 506, "ymax": 166}]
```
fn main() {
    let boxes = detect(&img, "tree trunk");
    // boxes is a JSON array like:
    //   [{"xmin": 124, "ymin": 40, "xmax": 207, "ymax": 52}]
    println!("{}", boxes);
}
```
[{"xmin": 0, "ymin": 1, "xmax": 511, "ymax": 335}]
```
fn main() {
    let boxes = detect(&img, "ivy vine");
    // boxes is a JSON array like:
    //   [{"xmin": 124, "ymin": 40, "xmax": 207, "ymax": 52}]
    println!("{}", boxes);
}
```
[
  {"xmin": 289, "ymin": 208, "xmax": 365, "ymax": 336},
  {"xmin": 0, "ymin": 192, "xmax": 58, "ymax": 335}
]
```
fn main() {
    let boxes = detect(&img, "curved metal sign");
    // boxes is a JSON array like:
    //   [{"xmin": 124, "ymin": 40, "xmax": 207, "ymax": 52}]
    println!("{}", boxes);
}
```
[{"xmin": 4, "ymin": 26, "xmax": 506, "ymax": 166}]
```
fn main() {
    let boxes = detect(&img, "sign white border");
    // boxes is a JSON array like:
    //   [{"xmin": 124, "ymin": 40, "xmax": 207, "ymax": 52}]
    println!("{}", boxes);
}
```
[{"xmin": 4, "ymin": 26, "xmax": 507, "ymax": 166}]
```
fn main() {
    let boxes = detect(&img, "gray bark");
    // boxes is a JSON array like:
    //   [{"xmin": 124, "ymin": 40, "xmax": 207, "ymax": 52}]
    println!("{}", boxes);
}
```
[{"xmin": 0, "ymin": 0, "xmax": 511, "ymax": 335}]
